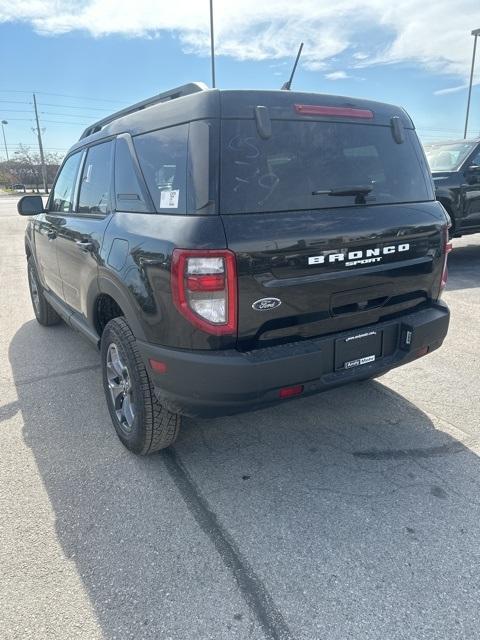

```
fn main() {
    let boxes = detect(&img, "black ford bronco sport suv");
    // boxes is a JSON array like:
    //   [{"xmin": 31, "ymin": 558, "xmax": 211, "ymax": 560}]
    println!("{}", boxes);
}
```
[{"xmin": 18, "ymin": 82, "xmax": 451, "ymax": 455}]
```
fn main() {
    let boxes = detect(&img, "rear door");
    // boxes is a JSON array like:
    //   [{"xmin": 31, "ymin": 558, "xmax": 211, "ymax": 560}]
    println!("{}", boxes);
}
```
[
  {"xmin": 55, "ymin": 139, "xmax": 114, "ymax": 318},
  {"xmin": 219, "ymin": 114, "xmax": 446, "ymax": 349},
  {"xmin": 461, "ymin": 148, "xmax": 480, "ymax": 229}
]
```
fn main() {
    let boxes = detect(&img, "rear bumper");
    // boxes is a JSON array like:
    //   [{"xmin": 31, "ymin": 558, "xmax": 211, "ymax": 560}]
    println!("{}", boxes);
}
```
[{"xmin": 137, "ymin": 302, "xmax": 450, "ymax": 418}]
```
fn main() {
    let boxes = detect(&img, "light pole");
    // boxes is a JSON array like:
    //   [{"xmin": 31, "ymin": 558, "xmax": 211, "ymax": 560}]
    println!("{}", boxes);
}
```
[
  {"xmin": 1, "ymin": 120, "xmax": 8, "ymax": 161},
  {"xmin": 464, "ymin": 28, "xmax": 480, "ymax": 139}
]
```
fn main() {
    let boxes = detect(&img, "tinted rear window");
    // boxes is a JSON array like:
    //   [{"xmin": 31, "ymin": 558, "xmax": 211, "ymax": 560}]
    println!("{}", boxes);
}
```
[
  {"xmin": 133, "ymin": 124, "xmax": 188, "ymax": 213},
  {"xmin": 220, "ymin": 120, "xmax": 432, "ymax": 214}
]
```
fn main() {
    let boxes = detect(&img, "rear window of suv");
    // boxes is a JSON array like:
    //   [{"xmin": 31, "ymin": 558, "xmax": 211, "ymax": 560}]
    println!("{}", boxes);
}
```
[{"xmin": 220, "ymin": 120, "xmax": 432, "ymax": 214}]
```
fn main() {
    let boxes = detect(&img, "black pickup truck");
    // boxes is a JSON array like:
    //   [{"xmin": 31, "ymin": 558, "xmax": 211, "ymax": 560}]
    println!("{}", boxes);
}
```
[
  {"xmin": 425, "ymin": 138, "xmax": 480, "ymax": 237},
  {"xmin": 18, "ymin": 83, "xmax": 451, "ymax": 455}
]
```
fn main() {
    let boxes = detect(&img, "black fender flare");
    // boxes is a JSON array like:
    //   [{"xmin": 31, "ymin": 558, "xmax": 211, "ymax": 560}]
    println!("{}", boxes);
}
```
[{"xmin": 96, "ymin": 272, "xmax": 147, "ymax": 341}]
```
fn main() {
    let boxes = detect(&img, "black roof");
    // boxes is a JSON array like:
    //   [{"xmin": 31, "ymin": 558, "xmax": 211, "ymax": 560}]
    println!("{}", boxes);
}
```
[{"xmin": 69, "ymin": 84, "xmax": 415, "ymax": 153}]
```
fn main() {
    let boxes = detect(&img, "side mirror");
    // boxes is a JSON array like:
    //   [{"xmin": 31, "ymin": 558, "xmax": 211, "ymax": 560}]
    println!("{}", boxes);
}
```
[
  {"xmin": 465, "ymin": 164, "xmax": 480, "ymax": 185},
  {"xmin": 17, "ymin": 195, "xmax": 45, "ymax": 216}
]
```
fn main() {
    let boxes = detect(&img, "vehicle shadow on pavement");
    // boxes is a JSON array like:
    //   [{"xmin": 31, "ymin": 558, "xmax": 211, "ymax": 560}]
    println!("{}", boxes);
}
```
[
  {"xmin": 9, "ymin": 319, "xmax": 480, "ymax": 640},
  {"xmin": 446, "ymin": 237, "xmax": 480, "ymax": 291}
]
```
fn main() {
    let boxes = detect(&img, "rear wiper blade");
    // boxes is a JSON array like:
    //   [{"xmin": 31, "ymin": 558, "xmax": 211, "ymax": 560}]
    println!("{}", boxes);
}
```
[{"xmin": 312, "ymin": 185, "xmax": 373, "ymax": 196}]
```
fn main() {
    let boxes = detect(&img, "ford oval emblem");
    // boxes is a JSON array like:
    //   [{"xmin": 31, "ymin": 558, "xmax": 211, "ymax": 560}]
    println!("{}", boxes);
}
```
[{"xmin": 252, "ymin": 297, "xmax": 282, "ymax": 311}]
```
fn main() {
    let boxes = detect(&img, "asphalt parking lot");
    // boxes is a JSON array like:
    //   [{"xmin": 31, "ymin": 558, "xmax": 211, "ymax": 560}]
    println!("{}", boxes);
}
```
[{"xmin": 0, "ymin": 193, "xmax": 479, "ymax": 640}]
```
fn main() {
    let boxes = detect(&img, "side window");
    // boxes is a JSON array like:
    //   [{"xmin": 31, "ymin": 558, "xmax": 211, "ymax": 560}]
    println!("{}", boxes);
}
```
[
  {"xmin": 133, "ymin": 124, "xmax": 188, "ymax": 213},
  {"xmin": 78, "ymin": 140, "xmax": 113, "ymax": 215},
  {"xmin": 114, "ymin": 137, "xmax": 149, "ymax": 212},
  {"xmin": 49, "ymin": 152, "xmax": 82, "ymax": 213},
  {"xmin": 470, "ymin": 150, "xmax": 480, "ymax": 166}
]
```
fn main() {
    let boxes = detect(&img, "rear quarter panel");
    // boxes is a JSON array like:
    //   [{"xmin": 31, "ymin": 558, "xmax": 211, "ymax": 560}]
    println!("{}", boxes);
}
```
[{"xmin": 99, "ymin": 211, "xmax": 231, "ymax": 349}]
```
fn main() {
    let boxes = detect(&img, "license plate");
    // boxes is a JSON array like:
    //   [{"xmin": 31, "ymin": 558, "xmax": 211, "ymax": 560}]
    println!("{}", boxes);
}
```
[{"xmin": 335, "ymin": 330, "xmax": 382, "ymax": 371}]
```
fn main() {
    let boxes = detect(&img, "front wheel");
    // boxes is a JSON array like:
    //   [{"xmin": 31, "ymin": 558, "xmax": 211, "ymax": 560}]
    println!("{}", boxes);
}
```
[{"xmin": 101, "ymin": 317, "xmax": 181, "ymax": 455}]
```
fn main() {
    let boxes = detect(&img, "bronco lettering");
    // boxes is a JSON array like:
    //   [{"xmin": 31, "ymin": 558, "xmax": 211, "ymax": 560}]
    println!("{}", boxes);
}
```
[{"xmin": 308, "ymin": 243, "xmax": 410, "ymax": 266}]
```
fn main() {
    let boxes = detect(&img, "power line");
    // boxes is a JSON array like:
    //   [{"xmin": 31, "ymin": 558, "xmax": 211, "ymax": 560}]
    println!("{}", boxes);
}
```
[
  {"xmin": 0, "ymin": 89, "xmax": 124, "ymax": 104},
  {"xmin": 417, "ymin": 127, "xmax": 464, "ymax": 132},
  {"xmin": 1, "ymin": 117, "xmax": 88, "ymax": 125},
  {"xmin": 5, "ymin": 145, "xmax": 68, "ymax": 150},
  {"xmin": 41, "ymin": 120, "xmax": 89, "ymax": 125},
  {"xmin": 1, "ymin": 105, "xmax": 110, "ymax": 115},
  {"xmin": 40, "ymin": 111, "xmax": 98, "ymax": 118},
  {"xmin": 0, "ymin": 99, "xmax": 112, "ymax": 114},
  {"xmin": 39, "ymin": 102, "xmax": 111, "ymax": 112}
]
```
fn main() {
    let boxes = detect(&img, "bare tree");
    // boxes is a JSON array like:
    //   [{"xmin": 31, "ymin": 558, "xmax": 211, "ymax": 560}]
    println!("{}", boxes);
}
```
[{"xmin": 0, "ymin": 145, "xmax": 63, "ymax": 192}]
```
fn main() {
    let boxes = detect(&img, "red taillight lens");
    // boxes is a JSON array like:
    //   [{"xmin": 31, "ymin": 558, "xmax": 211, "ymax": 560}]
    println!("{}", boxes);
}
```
[
  {"xmin": 171, "ymin": 249, "xmax": 237, "ymax": 335},
  {"xmin": 186, "ymin": 274, "xmax": 225, "ymax": 292},
  {"xmin": 294, "ymin": 104, "xmax": 374, "ymax": 119}
]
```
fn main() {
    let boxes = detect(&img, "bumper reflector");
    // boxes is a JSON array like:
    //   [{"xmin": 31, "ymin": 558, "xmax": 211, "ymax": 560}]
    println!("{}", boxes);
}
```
[
  {"xmin": 149, "ymin": 359, "xmax": 168, "ymax": 374},
  {"xmin": 279, "ymin": 384, "xmax": 304, "ymax": 399},
  {"xmin": 415, "ymin": 346, "xmax": 429, "ymax": 358}
]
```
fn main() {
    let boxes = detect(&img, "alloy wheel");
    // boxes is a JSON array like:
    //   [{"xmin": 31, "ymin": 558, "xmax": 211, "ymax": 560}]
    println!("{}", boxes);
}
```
[{"xmin": 106, "ymin": 342, "xmax": 136, "ymax": 432}]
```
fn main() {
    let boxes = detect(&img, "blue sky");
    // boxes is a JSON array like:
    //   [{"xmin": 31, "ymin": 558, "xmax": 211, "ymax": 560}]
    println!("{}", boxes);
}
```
[{"xmin": 0, "ymin": 0, "xmax": 479, "ymax": 161}]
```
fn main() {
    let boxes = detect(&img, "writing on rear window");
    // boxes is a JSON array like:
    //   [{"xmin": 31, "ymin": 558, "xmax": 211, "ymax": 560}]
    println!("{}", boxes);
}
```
[{"xmin": 221, "ymin": 120, "xmax": 432, "ymax": 214}]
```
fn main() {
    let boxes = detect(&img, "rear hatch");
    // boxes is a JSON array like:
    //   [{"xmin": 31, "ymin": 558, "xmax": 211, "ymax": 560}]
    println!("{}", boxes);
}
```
[{"xmin": 218, "ymin": 91, "xmax": 447, "ymax": 350}]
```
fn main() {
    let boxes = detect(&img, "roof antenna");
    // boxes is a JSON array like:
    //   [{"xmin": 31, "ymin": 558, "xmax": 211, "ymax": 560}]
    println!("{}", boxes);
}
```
[{"xmin": 281, "ymin": 42, "xmax": 304, "ymax": 90}]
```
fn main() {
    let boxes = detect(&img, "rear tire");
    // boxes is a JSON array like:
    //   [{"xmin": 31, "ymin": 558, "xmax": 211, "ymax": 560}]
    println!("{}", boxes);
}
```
[
  {"xmin": 27, "ymin": 257, "xmax": 61, "ymax": 326},
  {"xmin": 101, "ymin": 317, "xmax": 181, "ymax": 455}
]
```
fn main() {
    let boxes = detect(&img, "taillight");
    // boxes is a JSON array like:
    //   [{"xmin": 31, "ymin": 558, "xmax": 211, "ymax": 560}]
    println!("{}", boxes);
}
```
[
  {"xmin": 440, "ymin": 227, "xmax": 453, "ymax": 293},
  {"xmin": 171, "ymin": 249, "xmax": 237, "ymax": 335}
]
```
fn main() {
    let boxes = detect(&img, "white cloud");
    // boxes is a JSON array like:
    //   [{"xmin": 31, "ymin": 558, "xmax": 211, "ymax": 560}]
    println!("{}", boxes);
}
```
[
  {"xmin": 0, "ymin": 0, "xmax": 479, "ymax": 82},
  {"xmin": 325, "ymin": 71, "xmax": 349, "ymax": 80},
  {"xmin": 434, "ymin": 83, "xmax": 470, "ymax": 95}
]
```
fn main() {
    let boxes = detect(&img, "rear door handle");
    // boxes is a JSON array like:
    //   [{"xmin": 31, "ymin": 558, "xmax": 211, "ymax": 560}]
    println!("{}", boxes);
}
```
[{"xmin": 75, "ymin": 239, "xmax": 93, "ymax": 252}]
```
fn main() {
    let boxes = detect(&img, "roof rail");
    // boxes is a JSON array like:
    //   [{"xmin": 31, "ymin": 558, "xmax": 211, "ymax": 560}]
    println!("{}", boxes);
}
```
[{"xmin": 79, "ymin": 82, "xmax": 209, "ymax": 140}]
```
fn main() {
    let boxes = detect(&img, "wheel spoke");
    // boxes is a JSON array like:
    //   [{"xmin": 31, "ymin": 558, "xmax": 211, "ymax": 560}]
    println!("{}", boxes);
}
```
[
  {"xmin": 106, "ymin": 361, "xmax": 120, "ymax": 382},
  {"xmin": 109, "ymin": 380, "xmax": 124, "ymax": 401},
  {"xmin": 122, "ymin": 393, "xmax": 135, "ymax": 428},
  {"xmin": 110, "ymin": 350, "xmax": 125, "ymax": 378}
]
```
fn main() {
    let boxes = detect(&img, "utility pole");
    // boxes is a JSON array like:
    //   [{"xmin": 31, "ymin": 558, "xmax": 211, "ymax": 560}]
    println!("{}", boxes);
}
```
[
  {"xmin": 209, "ymin": 0, "xmax": 216, "ymax": 88},
  {"xmin": 32, "ymin": 93, "xmax": 48, "ymax": 193},
  {"xmin": 464, "ymin": 28, "xmax": 480, "ymax": 139},
  {"xmin": 1, "ymin": 120, "xmax": 8, "ymax": 161}
]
